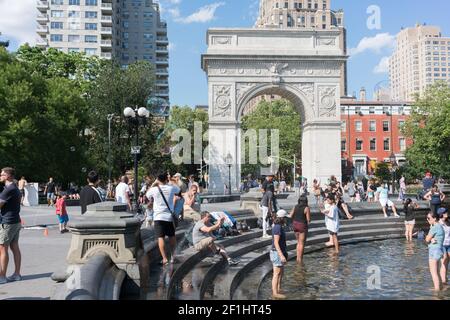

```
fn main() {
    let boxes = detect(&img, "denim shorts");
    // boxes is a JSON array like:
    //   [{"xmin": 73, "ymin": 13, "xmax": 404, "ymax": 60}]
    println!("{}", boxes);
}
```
[
  {"xmin": 270, "ymin": 250, "xmax": 287, "ymax": 267},
  {"xmin": 443, "ymin": 246, "xmax": 450, "ymax": 254},
  {"xmin": 57, "ymin": 214, "xmax": 69, "ymax": 224},
  {"xmin": 429, "ymin": 247, "xmax": 444, "ymax": 260}
]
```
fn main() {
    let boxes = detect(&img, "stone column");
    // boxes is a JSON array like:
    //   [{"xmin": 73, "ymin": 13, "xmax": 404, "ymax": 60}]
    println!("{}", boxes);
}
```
[
  {"xmin": 208, "ymin": 123, "xmax": 240, "ymax": 194},
  {"xmin": 302, "ymin": 120, "xmax": 342, "ymax": 188}
]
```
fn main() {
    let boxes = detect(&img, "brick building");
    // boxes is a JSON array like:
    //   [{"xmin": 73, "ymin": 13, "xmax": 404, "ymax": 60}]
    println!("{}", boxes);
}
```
[{"xmin": 340, "ymin": 93, "xmax": 413, "ymax": 181}]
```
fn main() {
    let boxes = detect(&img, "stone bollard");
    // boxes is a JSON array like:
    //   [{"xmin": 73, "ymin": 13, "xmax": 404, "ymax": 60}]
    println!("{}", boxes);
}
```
[
  {"xmin": 65, "ymin": 202, "xmax": 144, "ymax": 298},
  {"xmin": 240, "ymin": 188, "xmax": 263, "ymax": 217}
]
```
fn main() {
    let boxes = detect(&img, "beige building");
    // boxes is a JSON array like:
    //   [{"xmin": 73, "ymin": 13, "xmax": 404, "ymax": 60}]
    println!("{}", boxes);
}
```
[
  {"xmin": 389, "ymin": 24, "xmax": 450, "ymax": 102},
  {"xmin": 36, "ymin": 0, "xmax": 169, "ymax": 106},
  {"xmin": 255, "ymin": 0, "xmax": 347, "ymax": 96}
]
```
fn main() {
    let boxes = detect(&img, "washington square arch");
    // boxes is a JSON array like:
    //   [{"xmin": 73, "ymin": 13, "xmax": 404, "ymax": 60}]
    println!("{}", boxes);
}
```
[{"xmin": 201, "ymin": 2, "xmax": 348, "ymax": 194}]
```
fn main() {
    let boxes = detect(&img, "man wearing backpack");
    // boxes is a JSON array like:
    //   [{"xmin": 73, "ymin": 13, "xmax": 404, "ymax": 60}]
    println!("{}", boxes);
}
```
[{"xmin": 146, "ymin": 172, "xmax": 180, "ymax": 265}]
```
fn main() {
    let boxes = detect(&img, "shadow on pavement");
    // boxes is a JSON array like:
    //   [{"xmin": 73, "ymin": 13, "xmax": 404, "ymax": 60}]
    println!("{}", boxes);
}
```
[{"xmin": 21, "ymin": 272, "xmax": 53, "ymax": 281}]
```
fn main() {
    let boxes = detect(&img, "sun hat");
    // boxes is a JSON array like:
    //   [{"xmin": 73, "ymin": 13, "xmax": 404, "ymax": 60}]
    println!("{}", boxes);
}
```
[{"xmin": 276, "ymin": 209, "xmax": 289, "ymax": 218}]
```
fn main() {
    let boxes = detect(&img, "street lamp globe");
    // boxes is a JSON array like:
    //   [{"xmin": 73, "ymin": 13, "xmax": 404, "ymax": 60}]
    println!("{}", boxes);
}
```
[
  {"xmin": 138, "ymin": 107, "xmax": 150, "ymax": 118},
  {"xmin": 225, "ymin": 153, "xmax": 233, "ymax": 165},
  {"xmin": 123, "ymin": 107, "xmax": 135, "ymax": 118}
]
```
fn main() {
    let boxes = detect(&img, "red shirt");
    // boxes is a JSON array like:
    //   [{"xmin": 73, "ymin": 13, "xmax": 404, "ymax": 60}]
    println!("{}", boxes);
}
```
[{"xmin": 55, "ymin": 198, "xmax": 67, "ymax": 216}]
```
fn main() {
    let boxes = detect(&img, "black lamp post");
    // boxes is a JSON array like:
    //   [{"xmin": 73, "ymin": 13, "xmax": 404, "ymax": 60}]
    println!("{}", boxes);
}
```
[
  {"xmin": 225, "ymin": 153, "xmax": 233, "ymax": 195},
  {"xmin": 123, "ymin": 106, "xmax": 150, "ymax": 212},
  {"xmin": 389, "ymin": 152, "xmax": 397, "ymax": 194}
]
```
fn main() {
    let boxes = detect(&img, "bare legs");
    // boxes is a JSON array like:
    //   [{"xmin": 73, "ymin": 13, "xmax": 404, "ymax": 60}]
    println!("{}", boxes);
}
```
[
  {"xmin": 158, "ymin": 236, "xmax": 177, "ymax": 264},
  {"xmin": 429, "ymin": 258, "xmax": 443, "ymax": 291},
  {"xmin": 295, "ymin": 232, "xmax": 307, "ymax": 264},
  {"xmin": 272, "ymin": 266, "xmax": 285, "ymax": 299},
  {"xmin": 9, "ymin": 241, "xmax": 21, "ymax": 276},
  {"xmin": 440, "ymin": 253, "xmax": 450, "ymax": 286},
  {"xmin": 0, "ymin": 245, "xmax": 9, "ymax": 278},
  {"xmin": 405, "ymin": 224, "xmax": 414, "ymax": 241}
]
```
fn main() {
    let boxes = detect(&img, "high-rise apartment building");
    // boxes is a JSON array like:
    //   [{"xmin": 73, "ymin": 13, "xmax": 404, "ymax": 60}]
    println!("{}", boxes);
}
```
[
  {"xmin": 389, "ymin": 24, "xmax": 450, "ymax": 102},
  {"xmin": 36, "ymin": 0, "xmax": 169, "ymax": 106},
  {"xmin": 255, "ymin": 0, "xmax": 347, "ymax": 96}
]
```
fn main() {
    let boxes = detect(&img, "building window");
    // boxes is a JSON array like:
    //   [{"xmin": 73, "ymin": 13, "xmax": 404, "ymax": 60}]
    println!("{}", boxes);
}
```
[
  {"xmin": 355, "ymin": 106, "xmax": 361, "ymax": 114},
  {"xmin": 356, "ymin": 139, "xmax": 363, "ymax": 151},
  {"xmin": 85, "ymin": 35, "xmax": 97, "ymax": 43},
  {"xmin": 143, "ymin": 55, "xmax": 152, "ymax": 60},
  {"xmin": 68, "ymin": 11, "xmax": 80, "ymax": 18},
  {"xmin": 355, "ymin": 121, "xmax": 362, "ymax": 132},
  {"xmin": 85, "ymin": 11, "xmax": 98, "ymax": 18},
  {"xmin": 68, "ymin": 35, "xmax": 80, "ymax": 42},
  {"xmin": 50, "ymin": 34, "xmax": 63, "ymax": 42},
  {"xmin": 341, "ymin": 139, "xmax": 346, "ymax": 151},
  {"xmin": 143, "ymin": 12, "xmax": 153, "ymax": 18},
  {"xmin": 144, "ymin": 33, "xmax": 152, "ymax": 40},
  {"xmin": 384, "ymin": 138, "xmax": 390, "ymax": 151},
  {"xmin": 369, "ymin": 138, "xmax": 376, "ymax": 151},
  {"xmin": 51, "ymin": 22, "xmax": 63, "ymax": 29},
  {"xmin": 68, "ymin": 48, "xmax": 80, "ymax": 53},
  {"xmin": 369, "ymin": 121, "xmax": 376, "ymax": 132},
  {"xmin": 122, "ymin": 42, "xmax": 129, "ymax": 49},
  {"xmin": 85, "ymin": 0, "xmax": 97, "ymax": 5},
  {"xmin": 85, "ymin": 48, "xmax": 97, "ymax": 56},
  {"xmin": 123, "ymin": 21, "xmax": 129, "ymax": 28},
  {"xmin": 69, "ymin": 22, "xmax": 80, "ymax": 30},
  {"xmin": 51, "ymin": 0, "xmax": 64, "ymax": 4},
  {"xmin": 399, "ymin": 138, "xmax": 406, "ymax": 152},
  {"xmin": 341, "ymin": 120, "xmax": 346, "ymax": 132},
  {"xmin": 398, "ymin": 120, "xmax": 405, "ymax": 130},
  {"xmin": 123, "ymin": 32, "xmax": 129, "ymax": 39},
  {"xmin": 69, "ymin": 0, "xmax": 80, "ymax": 5},
  {"xmin": 85, "ymin": 23, "xmax": 97, "ymax": 30},
  {"xmin": 369, "ymin": 107, "xmax": 375, "ymax": 114},
  {"xmin": 51, "ymin": 10, "xmax": 64, "ymax": 18},
  {"xmin": 383, "ymin": 121, "xmax": 390, "ymax": 132},
  {"xmin": 143, "ymin": 43, "xmax": 153, "ymax": 49}
]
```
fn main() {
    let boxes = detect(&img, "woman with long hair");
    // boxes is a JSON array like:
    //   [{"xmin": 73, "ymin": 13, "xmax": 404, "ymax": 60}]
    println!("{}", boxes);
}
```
[
  {"xmin": 425, "ymin": 212, "xmax": 445, "ymax": 291},
  {"xmin": 403, "ymin": 198, "xmax": 418, "ymax": 241},
  {"xmin": 289, "ymin": 196, "xmax": 311, "ymax": 264},
  {"xmin": 270, "ymin": 210, "xmax": 289, "ymax": 299},
  {"xmin": 438, "ymin": 208, "xmax": 450, "ymax": 286}
]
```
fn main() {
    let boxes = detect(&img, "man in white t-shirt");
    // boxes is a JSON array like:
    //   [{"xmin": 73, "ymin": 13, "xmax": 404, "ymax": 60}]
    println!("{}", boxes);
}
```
[
  {"xmin": 376, "ymin": 184, "xmax": 399, "ymax": 218},
  {"xmin": 115, "ymin": 176, "xmax": 132, "ymax": 211},
  {"xmin": 146, "ymin": 172, "xmax": 181, "ymax": 265}
]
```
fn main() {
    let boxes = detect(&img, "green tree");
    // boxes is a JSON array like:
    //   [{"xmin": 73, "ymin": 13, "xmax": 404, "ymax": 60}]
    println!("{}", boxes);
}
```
[
  {"xmin": 86, "ymin": 60, "xmax": 157, "ymax": 180},
  {"xmin": 402, "ymin": 81, "xmax": 450, "ymax": 179},
  {"xmin": 241, "ymin": 99, "xmax": 301, "ymax": 182},
  {"xmin": 0, "ymin": 46, "xmax": 92, "ymax": 186},
  {"xmin": 156, "ymin": 106, "xmax": 209, "ymax": 177},
  {"xmin": 375, "ymin": 162, "xmax": 391, "ymax": 183}
]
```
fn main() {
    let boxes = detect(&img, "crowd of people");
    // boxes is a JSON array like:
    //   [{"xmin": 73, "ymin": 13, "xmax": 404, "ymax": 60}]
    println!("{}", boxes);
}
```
[{"xmin": 1, "ymin": 165, "xmax": 449, "ymax": 297}]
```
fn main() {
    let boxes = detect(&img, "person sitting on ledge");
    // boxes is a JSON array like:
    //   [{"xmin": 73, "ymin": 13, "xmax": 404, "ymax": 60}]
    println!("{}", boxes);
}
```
[{"xmin": 192, "ymin": 211, "xmax": 239, "ymax": 266}]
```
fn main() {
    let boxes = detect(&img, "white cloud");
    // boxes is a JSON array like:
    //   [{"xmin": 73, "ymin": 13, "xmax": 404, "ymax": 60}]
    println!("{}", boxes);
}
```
[
  {"xmin": 168, "ymin": 8, "xmax": 180, "ymax": 19},
  {"xmin": 349, "ymin": 33, "xmax": 396, "ymax": 56},
  {"xmin": 0, "ymin": 0, "xmax": 36, "ymax": 46},
  {"xmin": 175, "ymin": 2, "xmax": 225, "ymax": 24},
  {"xmin": 373, "ymin": 56, "xmax": 390, "ymax": 74}
]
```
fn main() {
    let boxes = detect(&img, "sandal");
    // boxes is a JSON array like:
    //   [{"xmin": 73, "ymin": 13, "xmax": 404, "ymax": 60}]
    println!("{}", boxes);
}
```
[{"xmin": 159, "ymin": 260, "xmax": 169, "ymax": 266}]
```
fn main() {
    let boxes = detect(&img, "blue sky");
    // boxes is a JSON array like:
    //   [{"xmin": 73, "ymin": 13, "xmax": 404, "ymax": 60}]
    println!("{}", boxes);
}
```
[{"xmin": 1, "ymin": 0, "xmax": 450, "ymax": 106}]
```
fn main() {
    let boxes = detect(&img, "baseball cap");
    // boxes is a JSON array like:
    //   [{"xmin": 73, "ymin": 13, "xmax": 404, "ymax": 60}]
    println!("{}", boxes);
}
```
[
  {"xmin": 437, "ymin": 207, "xmax": 448, "ymax": 217},
  {"xmin": 276, "ymin": 210, "xmax": 289, "ymax": 218}
]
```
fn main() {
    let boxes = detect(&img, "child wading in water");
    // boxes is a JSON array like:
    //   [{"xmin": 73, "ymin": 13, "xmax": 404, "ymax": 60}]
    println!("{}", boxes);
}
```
[
  {"xmin": 55, "ymin": 194, "xmax": 69, "ymax": 233},
  {"xmin": 322, "ymin": 195, "xmax": 340, "ymax": 253}
]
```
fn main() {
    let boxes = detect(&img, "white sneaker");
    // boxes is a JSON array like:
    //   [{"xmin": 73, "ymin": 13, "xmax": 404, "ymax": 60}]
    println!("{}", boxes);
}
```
[
  {"xmin": 7, "ymin": 274, "xmax": 22, "ymax": 282},
  {"xmin": 0, "ymin": 276, "xmax": 7, "ymax": 284},
  {"xmin": 262, "ymin": 234, "xmax": 271, "ymax": 239},
  {"xmin": 228, "ymin": 258, "xmax": 240, "ymax": 266}
]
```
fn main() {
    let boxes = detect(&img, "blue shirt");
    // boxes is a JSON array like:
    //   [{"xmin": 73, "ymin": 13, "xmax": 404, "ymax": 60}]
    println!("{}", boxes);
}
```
[
  {"xmin": 428, "ymin": 224, "xmax": 445, "ymax": 249},
  {"xmin": 271, "ymin": 224, "xmax": 287, "ymax": 256},
  {"xmin": 0, "ymin": 183, "xmax": 21, "ymax": 224}
]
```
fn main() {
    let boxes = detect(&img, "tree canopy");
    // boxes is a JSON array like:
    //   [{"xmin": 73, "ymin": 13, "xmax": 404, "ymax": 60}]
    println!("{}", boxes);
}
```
[
  {"xmin": 241, "ymin": 99, "xmax": 301, "ymax": 181},
  {"xmin": 402, "ymin": 81, "xmax": 450, "ymax": 179}
]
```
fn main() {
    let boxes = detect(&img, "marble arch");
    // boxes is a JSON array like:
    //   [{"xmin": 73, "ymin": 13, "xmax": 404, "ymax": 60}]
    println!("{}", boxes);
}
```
[{"xmin": 202, "ymin": 28, "xmax": 348, "ymax": 193}]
